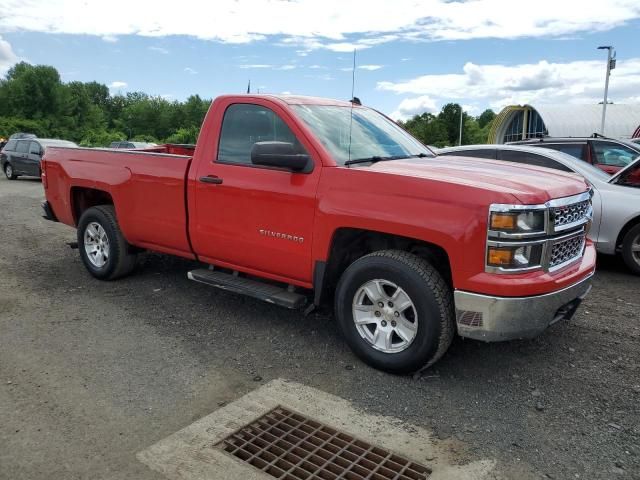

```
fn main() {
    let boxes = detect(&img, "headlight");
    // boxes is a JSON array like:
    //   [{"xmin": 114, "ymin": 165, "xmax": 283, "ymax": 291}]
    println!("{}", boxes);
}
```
[
  {"xmin": 487, "ymin": 243, "xmax": 544, "ymax": 270},
  {"xmin": 489, "ymin": 210, "xmax": 546, "ymax": 235}
]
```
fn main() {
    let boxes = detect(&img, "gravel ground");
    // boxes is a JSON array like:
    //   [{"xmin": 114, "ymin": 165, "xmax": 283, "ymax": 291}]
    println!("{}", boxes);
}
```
[{"xmin": 0, "ymin": 176, "xmax": 638, "ymax": 480}]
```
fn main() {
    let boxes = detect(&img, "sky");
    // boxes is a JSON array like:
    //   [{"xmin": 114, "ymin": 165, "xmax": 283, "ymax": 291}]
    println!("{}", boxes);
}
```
[{"xmin": 0, "ymin": 0, "xmax": 639, "ymax": 120}]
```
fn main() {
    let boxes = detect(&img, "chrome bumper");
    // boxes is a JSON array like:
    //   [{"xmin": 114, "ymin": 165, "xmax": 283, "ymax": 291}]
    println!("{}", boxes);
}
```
[{"xmin": 454, "ymin": 274, "xmax": 593, "ymax": 342}]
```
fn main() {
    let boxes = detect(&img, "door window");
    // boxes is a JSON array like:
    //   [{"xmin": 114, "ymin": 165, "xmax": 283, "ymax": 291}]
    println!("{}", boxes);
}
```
[
  {"xmin": 29, "ymin": 142, "xmax": 41, "ymax": 155},
  {"xmin": 592, "ymin": 141, "xmax": 639, "ymax": 167},
  {"xmin": 16, "ymin": 141, "xmax": 29, "ymax": 154},
  {"xmin": 440, "ymin": 149, "xmax": 496, "ymax": 159},
  {"xmin": 540, "ymin": 143, "xmax": 586, "ymax": 160},
  {"xmin": 217, "ymin": 104, "xmax": 305, "ymax": 165},
  {"xmin": 496, "ymin": 150, "xmax": 573, "ymax": 172}
]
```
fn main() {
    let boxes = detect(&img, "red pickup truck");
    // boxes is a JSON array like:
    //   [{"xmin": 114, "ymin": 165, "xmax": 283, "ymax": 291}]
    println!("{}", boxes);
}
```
[{"xmin": 41, "ymin": 95, "xmax": 596, "ymax": 373}]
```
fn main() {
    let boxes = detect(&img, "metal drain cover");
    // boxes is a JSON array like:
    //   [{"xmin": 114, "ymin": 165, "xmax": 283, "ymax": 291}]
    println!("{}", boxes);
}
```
[{"xmin": 217, "ymin": 406, "xmax": 430, "ymax": 480}]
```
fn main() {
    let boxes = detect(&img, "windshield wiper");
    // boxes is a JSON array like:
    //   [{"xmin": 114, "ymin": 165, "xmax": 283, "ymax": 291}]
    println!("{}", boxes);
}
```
[{"xmin": 344, "ymin": 153, "xmax": 430, "ymax": 166}]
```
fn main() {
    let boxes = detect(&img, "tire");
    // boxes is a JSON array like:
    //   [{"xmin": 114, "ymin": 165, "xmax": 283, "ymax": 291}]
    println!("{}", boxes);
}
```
[
  {"xmin": 77, "ymin": 205, "xmax": 137, "ymax": 280},
  {"xmin": 4, "ymin": 163, "xmax": 17, "ymax": 180},
  {"xmin": 621, "ymin": 224, "xmax": 640, "ymax": 275},
  {"xmin": 334, "ymin": 250, "xmax": 455, "ymax": 374}
]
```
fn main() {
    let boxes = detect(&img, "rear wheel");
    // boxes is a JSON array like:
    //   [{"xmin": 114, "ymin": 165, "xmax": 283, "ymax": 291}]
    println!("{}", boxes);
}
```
[
  {"xmin": 334, "ymin": 250, "xmax": 455, "ymax": 374},
  {"xmin": 621, "ymin": 224, "xmax": 640, "ymax": 275},
  {"xmin": 4, "ymin": 163, "xmax": 17, "ymax": 180},
  {"xmin": 77, "ymin": 205, "xmax": 137, "ymax": 280}
]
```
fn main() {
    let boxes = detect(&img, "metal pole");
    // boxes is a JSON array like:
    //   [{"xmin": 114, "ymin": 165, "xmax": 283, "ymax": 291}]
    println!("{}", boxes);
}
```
[
  {"xmin": 599, "ymin": 47, "xmax": 612, "ymax": 135},
  {"xmin": 458, "ymin": 106, "xmax": 463, "ymax": 146}
]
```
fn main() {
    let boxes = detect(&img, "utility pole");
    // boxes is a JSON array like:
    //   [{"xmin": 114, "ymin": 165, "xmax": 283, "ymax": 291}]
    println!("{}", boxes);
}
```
[
  {"xmin": 597, "ymin": 46, "xmax": 615, "ymax": 135},
  {"xmin": 458, "ymin": 105, "xmax": 463, "ymax": 146}
]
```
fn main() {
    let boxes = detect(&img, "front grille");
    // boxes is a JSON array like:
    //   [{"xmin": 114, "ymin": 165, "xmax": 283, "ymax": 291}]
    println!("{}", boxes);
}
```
[
  {"xmin": 218, "ymin": 406, "xmax": 430, "ymax": 480},
  {"xmin": 552, "ymin": 200, "xmax": 590, "ymax": 229},
  {"xmin": 550, "ymin": 234, "xmax": 585, "ymax": 269}
]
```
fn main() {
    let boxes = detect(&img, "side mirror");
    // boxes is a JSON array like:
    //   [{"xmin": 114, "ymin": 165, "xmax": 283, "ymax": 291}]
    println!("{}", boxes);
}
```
[{"xmin": 251, "ymin": 141, "xmax": 310, "ymax": 172}]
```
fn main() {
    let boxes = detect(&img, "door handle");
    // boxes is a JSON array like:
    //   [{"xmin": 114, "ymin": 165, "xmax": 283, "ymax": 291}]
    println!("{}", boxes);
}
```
[{"xmin": 199, "ymin": 175, "xmax": 223, "ymax": 185}]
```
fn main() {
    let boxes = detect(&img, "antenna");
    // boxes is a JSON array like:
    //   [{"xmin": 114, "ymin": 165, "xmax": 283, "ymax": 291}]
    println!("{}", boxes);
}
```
[
  {"xmin": 247, "ymin": 79, "xmax": 251, "ymax": 94},
  {"xmin": 347, "ymin": 49, "xmax": 356, "ymax": 165}
]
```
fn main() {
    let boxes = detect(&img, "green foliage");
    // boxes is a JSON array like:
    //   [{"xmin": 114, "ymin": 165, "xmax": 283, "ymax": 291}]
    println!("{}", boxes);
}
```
[
  {"xmin": 398, "ymin": 103, "xmax": 496, "ymax": 148},
  {"xmin": 0, "ymin": 62, "xmax": 212, "ymax": 146}
]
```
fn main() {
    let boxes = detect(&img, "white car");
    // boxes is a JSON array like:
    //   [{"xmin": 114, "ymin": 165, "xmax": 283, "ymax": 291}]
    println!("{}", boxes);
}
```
[{"xmin": 438, "ymin": 144, "xmax": 640, "ymax": 275}]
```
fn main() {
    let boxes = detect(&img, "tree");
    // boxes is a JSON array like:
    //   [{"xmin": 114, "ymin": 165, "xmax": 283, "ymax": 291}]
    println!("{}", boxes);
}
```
[{"xmin": 477, "ymin": 109, "xmax": 496, "ymax": 129}]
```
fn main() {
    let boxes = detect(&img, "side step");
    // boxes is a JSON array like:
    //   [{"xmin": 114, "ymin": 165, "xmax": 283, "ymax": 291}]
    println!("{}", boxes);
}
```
[{"xmin": 187, "ymin": 269, "xmax": 307, "ymax": 309}]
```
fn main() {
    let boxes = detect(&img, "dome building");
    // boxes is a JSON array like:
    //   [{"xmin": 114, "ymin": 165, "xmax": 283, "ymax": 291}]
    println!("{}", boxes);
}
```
[{"xmin": 488, "ymin": 104, "xmax": 640, "ymax": 144}]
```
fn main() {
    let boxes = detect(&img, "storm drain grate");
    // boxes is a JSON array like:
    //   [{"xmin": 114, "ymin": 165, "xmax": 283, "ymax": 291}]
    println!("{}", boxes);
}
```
[{"xmin": 217, "ymin": 406, "xmax": 430, "ymax": 480}]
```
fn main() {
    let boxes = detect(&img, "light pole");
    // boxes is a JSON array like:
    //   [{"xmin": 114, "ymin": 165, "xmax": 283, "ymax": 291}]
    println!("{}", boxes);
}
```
[
  {"xmin": 458, "ymin": 105, "xmax": 463, "ymax": 146},
  {"xmin": 597, "ymin": 45, "xmax": 615, "ymax": 135}
]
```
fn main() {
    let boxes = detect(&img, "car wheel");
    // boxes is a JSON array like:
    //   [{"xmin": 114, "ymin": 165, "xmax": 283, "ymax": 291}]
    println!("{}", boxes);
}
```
[
  {"xmin": 621, "ymin": 223, "xmax": 640, "ymax": 275},
  {"xmin": 77, "ymin": 205, "xmax": 137, "ymax": 280},
  {"xmin": 334, "ymin": 250, "xmax": 455, "ymax": 374},
  {"xmin": 4, "ymin": 163, "xmax": 17, "ymax": 180}
]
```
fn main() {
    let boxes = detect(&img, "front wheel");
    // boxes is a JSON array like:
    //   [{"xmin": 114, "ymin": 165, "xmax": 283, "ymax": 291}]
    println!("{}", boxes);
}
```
[
  {"xmin": 621, "ymin": 224, "xmax": 640, "ymax": 275},
  {"xmin": 77, "ymin": 205, "xmax": 137, "ymax": 280},
  {"xmin": 334, "ymin": 250, "xmax": 455, "ymax": 374},
  {"xmin": 4, "ymin": 163, "xmax": 17, "ymax": 180}
]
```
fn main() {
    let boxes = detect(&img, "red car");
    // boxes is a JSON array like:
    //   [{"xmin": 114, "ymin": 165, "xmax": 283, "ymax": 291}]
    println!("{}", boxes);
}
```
[{"xmin": 41, "ymin": 94, "xmax": 596, "ymax": 373}]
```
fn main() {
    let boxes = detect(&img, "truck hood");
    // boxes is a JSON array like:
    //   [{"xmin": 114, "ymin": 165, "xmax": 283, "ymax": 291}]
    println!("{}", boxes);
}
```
[{"xmin": 367, "ymin": 156, "xmax": 589, "ymax": 204}]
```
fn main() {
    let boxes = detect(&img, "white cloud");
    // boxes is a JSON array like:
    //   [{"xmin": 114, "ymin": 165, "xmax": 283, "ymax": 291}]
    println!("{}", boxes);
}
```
[
  {"xmin": 149, "ymin": 46, "xmax": 169, "ymax": 54},
  {"xmin": 239, "ymin": 64, "xmax": 272, "ymax": 69},
  {"xmin": 184, "ymin": 67, "xmax": 197, "ymax": 74},
  {"xmin": 108, "ymin": 81, "xmax": 127, "ymax": 89},
  {"xmin": 1, "ymin": 0, "xmax": 638, "ymax": 51},
  {"xmin": 358, "ymin": 64, "xmax": 383, "ymax": 71},
  {"xmin": 390, "ymin": 95, "xmax": 438, "ymax": 120},
  {"xmin": 0, "ymin": 36, "xmax": 18, "ymax": 75},
  {"xmin": 101, "ymin": 35, "xmax": 118, "ymax": 43},
  {"xmin": 380, "ymin": 58, "xmax": 640, "ymax": 119},
  {"xmin": 277, "ymin": 65, "xmax": 296, "ymax": 70},
  {"xmin": 308, "ymin": 65, "xmax": 327, "ymax": 70}
]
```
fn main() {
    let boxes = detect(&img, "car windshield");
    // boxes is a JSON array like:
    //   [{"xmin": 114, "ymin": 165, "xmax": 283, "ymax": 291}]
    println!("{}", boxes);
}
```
[{"xmin": 291, "ymin": 105, "xmax": 433, "ymax": 165}]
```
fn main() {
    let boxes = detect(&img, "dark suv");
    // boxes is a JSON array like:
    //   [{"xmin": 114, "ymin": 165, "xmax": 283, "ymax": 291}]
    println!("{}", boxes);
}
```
[
  {"xmin": 1, "ymin": 138, "xmax": 77, "ymax": 180},
  {"xmin": 510, "ymin": 135, "xmax": 640, "ymax": 174}
]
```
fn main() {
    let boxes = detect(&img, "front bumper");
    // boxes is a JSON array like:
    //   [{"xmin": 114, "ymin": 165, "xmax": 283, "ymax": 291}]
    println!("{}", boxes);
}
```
[{"xmin": 454, "ymin": 273, "xmax": 593, "ymax": 342}]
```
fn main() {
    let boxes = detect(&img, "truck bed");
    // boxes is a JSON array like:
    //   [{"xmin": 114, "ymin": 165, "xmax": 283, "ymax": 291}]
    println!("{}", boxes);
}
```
[{"xmin": 43, "ymin": 146, "xmax": 195, "ymax": 258}]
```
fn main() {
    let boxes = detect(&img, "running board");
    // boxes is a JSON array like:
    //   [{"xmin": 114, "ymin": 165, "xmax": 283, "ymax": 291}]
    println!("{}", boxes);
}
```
[{"xmin": 187, "ymin": 269, "xmax": 307, "ymax": 309}]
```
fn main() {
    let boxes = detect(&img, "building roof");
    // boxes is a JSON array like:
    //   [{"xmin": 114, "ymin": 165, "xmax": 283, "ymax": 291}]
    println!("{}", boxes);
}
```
[{"xmin": 489, "ymin": 104, "xmax": 640, "ymax": 143}]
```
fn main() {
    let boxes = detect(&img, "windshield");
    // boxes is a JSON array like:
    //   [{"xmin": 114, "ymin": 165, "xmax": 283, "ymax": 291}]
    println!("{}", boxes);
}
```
[{"xmin": 291, "ymin": 105, "xmax": 433, "ymax": 165}]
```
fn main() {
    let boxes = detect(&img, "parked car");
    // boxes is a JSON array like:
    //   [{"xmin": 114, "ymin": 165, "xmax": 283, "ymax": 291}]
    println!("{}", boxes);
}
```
[
  {"xmin": 40, "ymin": 94, "xmax": 595, "ymax": 373},
  {"xmin": 1, "ymin": 138, "xmax": 77, "ymax": 179},
  {"xmin": 109, "ymin": 141, "xmax": 157, "ymax": 149},
  {"xmin": 510, "ymin": 135, "xmax": 640, "ymax": 175},
  {"xmin": 438, "ymin": 144, "xmax": 640, "ymax": 274},
  {"xmin": 631, "ymin": 138, "xmax": 640, "ymax": 145}
]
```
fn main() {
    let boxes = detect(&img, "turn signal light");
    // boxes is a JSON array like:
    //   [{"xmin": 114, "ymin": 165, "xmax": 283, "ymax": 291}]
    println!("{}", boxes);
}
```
[
  {"xmin": 490, "ymin": 213, "xmax": 517, "ymax": 230},
  {"xmin": 487, "ymin": 247, "xmax": 514, "ymax": 266}
]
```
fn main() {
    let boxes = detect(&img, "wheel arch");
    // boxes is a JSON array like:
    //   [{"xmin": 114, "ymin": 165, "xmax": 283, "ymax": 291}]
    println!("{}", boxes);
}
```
[
  {"xmin": 70, "ymin": 187, "xmax": 114, "ymax": 226},
  {"xmin": 616, "ymin": 215, "xmax": 640, "ymax": 250},
  {"xmin": 314, "ymin": 227, "xmax": 452, "ymax": 307}
]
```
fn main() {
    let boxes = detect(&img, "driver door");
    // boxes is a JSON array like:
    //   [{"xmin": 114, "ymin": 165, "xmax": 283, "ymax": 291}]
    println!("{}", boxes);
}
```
[{"xmin": 190, "ymin": 99, "xmax": 321, "ymax": 285}]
